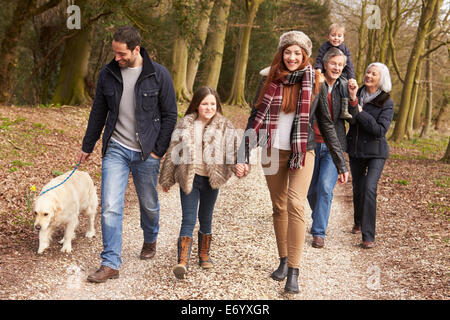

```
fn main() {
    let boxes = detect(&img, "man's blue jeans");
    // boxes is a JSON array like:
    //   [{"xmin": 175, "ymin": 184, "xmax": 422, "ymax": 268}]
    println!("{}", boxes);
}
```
[
  {"xmin": 307, "ymin": 143, "xmax": 339, "ymax": 238},
  {"xmin": 179, "ymin": 175, "xmax": 219, "ymax": 238},
  {"xmin": 100, "ymin": 140, "xmax": 161, "ymax": 270}
]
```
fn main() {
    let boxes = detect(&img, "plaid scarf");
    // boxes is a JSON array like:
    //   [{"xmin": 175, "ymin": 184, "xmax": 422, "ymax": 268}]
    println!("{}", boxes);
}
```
[{"xmin": 251, "ymin": 65, "xmax": 313, "ymax": 169}]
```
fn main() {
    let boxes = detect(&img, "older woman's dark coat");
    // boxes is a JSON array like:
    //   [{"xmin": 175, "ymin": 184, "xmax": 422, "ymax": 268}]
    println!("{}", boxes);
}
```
[{"xmin": 346, "ymin": 86, "xmax": 394, "ymax": 159}]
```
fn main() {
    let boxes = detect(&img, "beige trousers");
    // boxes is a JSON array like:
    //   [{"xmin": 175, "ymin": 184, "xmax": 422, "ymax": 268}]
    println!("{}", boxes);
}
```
[{"xmin": 262, "ymin": 148, "xmax": 315, "ymax": 268}]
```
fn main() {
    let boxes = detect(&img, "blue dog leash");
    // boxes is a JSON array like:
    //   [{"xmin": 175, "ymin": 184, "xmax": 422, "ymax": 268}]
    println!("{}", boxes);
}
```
[{"xmin": 39, "ymin": 161, "xmax": 81, "ymax": 196}]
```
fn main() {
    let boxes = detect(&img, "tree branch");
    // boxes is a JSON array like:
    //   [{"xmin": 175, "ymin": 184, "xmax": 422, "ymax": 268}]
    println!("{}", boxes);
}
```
[
  {"xmin": 420, "ymin": 40, "xmax": 450, "ymax": 59},
  {"xmin": 389, "ymin": 30, "xmax": 404, "ymax": 83},
  {"xmin": 22, "ymin": 10, "xmax": 114, "ymax": 102},
  {"xmin": 28, "ymin": 0, "xmax": 62, "ymax": 18},
  {"xmin": 105, "ymin": 0, "xmax": 152, "ymax": 33},
  {"xmin": 22, "ymin": 31, "xmax": 79, "ymax": 103}
]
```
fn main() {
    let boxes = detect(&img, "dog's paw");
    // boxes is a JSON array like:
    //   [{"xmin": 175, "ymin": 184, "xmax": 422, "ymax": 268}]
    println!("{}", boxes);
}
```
[
  {"xmin": 61, "ymin": 245, "xmax": 72, "ymax": 253},
  {"xmin": 58, "ymin": 238, "xmax": 65, "ymax": 244},
  {"xmin": 37, "ymin": 242, "xmax": 49, "ymax": 254}
]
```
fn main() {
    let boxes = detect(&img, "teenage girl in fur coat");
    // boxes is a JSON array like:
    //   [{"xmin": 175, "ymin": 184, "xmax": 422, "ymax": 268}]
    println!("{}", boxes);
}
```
[{"xmin": 159, "ymin": 86, "xmax": 239, "ymax": 279}]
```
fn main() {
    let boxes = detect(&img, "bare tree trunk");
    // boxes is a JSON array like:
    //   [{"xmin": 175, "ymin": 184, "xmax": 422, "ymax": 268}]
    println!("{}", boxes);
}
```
[
  {"xmin": 32, "ymin": 15, "xmax": 65, "ymax": 105},
  {"xmin": 0, "ymin": 0, "xmax": 61, "ymax": 104},
  {"xmin": 203, "ymin": 0, "xmax": 231, "ymax": 90},
  {"xmin": 385, "ymin": 0, "xmax": 400, "ymax": 68},
  {"xmin": 391, "ymin": 0, "xmax": 439, "ymax": 142},
  {"xmin": 441, "ymin": 137, "xmax": 450, "ymax": 163},
  {"xmin": 386, "ymin": 0, "xmax": 404, "ymax": 80},
  {"xmin": 406, "ymin": 62, "xmax": 423, "ymax": 139},
  {"xmin": 419, "ymin": 0, "xmax": 444, "ymax": 137},
  {"xmin": 51, "ymin": 0, "xmax": 94, "ymax": 105},
  {"xmin": 171, "ymin": 0, "xmax": 195, "ymax": 102},
  {"xmin": 51, "ymin": 26, "xmax": 94, "ymax": 105},
  {"xmin": 378, "ymin": 0, "xmax": 394, "ymax": 65},
  {"xmin": 186, "ymin": 0, "xmax": 214, "ymax": 94},
  {"xmin": 378, "ymin": 22, "xmax": 390, "ymax": 64},
  {"xmin": 413, "ymin": 85, "xmax": 426, "ymax": 130},
  {"xmin": 365, "ymin": 28, "xmax": 378, "ymax": 71},
  {"xmin": 172, "ymin": 32, "xmax": 192, "ymax": 102},
  {"xmin": 434, "ymin": 100, "xmax": 448, "ymax": 131},
  {"xmin": 226, "ymin": 0, "xmax": 263, "ymax": 107},
  {"xmin": 356, "ymin": 0, "xmax": 369, "ymax": 84},
  {"xmin": 421, "ymin": 49, "xmax": 433, "ymax": 138}
]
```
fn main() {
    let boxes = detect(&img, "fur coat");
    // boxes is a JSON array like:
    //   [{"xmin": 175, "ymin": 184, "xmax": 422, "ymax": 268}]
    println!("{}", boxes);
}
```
[{"xmin": 159, "ymin": 113, "xmax": 239, "ymax": 194}]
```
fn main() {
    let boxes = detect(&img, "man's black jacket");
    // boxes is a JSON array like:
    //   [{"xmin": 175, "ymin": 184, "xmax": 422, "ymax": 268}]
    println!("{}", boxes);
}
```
[{"xmin": 82, "ymin": 47, "xmax": 177, "ymax": 160}]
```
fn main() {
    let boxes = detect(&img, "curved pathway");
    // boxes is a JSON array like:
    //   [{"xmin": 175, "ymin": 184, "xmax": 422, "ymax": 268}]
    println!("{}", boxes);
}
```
[{"xmin": 2, "ymin": 161, "xmax": 380, "ymax": 300}]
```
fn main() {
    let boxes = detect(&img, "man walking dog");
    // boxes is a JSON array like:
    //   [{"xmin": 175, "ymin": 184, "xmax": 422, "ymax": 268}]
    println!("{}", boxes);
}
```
[{"xmin": 79, "ymin": 26, "xmax": 177, "ymax": 283}]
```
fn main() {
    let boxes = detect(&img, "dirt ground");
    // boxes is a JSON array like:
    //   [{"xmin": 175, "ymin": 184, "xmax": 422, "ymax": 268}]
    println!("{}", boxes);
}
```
[{"xmin": 0, "ymin": 105, "xmax": 448, "ymax": 300}]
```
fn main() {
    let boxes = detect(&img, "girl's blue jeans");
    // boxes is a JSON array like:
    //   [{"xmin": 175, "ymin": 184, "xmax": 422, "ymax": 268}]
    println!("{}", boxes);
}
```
[{"xmin": 179, "ymin": 174, "xmax": 219, "ymax": 238}]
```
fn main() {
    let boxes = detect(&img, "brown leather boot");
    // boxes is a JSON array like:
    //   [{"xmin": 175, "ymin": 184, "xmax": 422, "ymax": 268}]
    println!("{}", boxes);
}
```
[
  {"xmin": 198, "ymin": 231, "xmax": 213, "ymax": 269},
  {"xmin": 173, "ymin": 236, "xmax": 192, "ymax": 279},
  {"xmin": 312, "ymin": 236, "xmax": 325, "ymax": 248},
  {"xmin": 87, "ymin": 265, "xmax": 119, "ymax": 283},
  {"xmin": 351, "ymin": 224, "xmax": 361, "ymax": 234},
  {"xmin": 140, "ymin": 241, "xmax": 157, "ymax": 260},
  {"xmin": 361, "ymin": 241, "xmax": 375, "ymax": 249}
]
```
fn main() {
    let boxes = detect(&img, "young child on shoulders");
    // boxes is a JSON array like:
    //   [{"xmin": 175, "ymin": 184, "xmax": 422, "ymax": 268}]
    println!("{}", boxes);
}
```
[{"xmin": 315, "ymin": 23, "xmax": 355, "ymax": 119}]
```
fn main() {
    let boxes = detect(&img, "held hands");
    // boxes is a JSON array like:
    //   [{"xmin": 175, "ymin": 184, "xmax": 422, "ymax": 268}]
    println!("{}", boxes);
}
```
[
  {"xmin": 347, "ymin": 78, "xmax": 362, "ymax": 112},
  {"xmin": 348, "ymin": 79, "xmax": 358, "ymax": 102},
  {"xmin": 150, "ymin": 152, "xmax": 161, "ymax": 159},
  {"xmin": 235, "ymin": 163, "xmax": 249, "ymax": 178},
  {"xmin": 337, "ymin": 172, "xmax": 349, "ymax": 185}
]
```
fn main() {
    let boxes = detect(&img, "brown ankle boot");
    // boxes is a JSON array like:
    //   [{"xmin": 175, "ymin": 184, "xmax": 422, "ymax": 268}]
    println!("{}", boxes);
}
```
[
  {"xmin": 198, "ymin": 231, "xmax": 213, "ymax": 269},
  {"xmin": 140, "ymin": 241, "xmax": 157, "ymax": 260},
  {"xmin": 173, "ymin": 236, "xmax": 192, "ymax": 279},
  {"xmin": 87, "ymin": 265, "xmax": 119, "ymax": 283}
]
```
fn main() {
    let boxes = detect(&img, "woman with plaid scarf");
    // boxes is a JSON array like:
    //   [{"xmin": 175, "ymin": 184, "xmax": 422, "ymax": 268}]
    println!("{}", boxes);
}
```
[{"xmin": 235, "ymin": 31, "xmax": 349, "ymax": 294}]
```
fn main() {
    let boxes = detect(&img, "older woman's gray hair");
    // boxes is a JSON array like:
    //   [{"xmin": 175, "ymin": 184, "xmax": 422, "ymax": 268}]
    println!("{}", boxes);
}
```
[
  {"xmin": 365, "ymin": 62, "xmax": 392, "ymax": 93},
  {"xmin": 323, "ymin": 47, "xmax": 347, "ymax": 66}
]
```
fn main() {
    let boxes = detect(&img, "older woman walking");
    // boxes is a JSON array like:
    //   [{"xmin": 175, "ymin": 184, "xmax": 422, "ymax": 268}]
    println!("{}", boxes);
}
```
[
  {"xmin": 235, "ymin": 31, "xmax": 348, "ymax": 294},
  {"xmin": 346, "ymin": 62, "xmax": 394, "ymax": 249}
]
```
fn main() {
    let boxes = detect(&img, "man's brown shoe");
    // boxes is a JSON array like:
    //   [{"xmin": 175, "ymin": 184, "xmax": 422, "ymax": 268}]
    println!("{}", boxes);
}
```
[
  {"xmin": 351, "ymin": 225, "xmax": 361, "ymax": 234},
  {"xmin": 87, "ymin": 265, "xmax": 119, "ymax": 283},
  {"xmin": 140, "ymin": 241, "xmax": 156, "ymax": 260},
  {"xmin": 361, "ymin": 241, "xmax": 375, "ymax": 249},
  {"xmin": 312, "ymin": 236, "xmax": 324, "ymax": 248}
]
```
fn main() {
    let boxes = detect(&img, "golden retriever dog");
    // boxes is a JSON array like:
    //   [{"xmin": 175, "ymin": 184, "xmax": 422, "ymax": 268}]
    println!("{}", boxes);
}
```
[{"xmin": 33, "ymin": 170, "xmax": 97, "ymax": 254}]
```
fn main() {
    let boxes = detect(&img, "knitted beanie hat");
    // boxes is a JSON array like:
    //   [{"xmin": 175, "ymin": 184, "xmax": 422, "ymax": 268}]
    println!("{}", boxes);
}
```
[{"xmin": 277, "ymin": 30, "xmax": 312, "ymax": 57}]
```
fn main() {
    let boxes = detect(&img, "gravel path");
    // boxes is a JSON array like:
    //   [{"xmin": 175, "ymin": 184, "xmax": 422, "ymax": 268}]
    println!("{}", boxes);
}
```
[{"xmin": 2, "ymin": 157, "xmax": 382, "ymax": 300}]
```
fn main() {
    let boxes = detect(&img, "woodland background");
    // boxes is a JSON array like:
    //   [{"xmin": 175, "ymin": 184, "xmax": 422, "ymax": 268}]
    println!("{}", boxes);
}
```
[
  {"xmin": 0, "ymin": 0, "xmax": 448, "ymax": 147},
  {"xmin": 0, "ymin": 1, "xmax": 448, "ymax": 299}
]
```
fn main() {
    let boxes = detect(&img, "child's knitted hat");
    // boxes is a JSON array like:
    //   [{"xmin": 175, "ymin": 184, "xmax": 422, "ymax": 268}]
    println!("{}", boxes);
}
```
[{"xmin": 278, "ymin": 31, "xmax": 312, "ymax": 57}]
